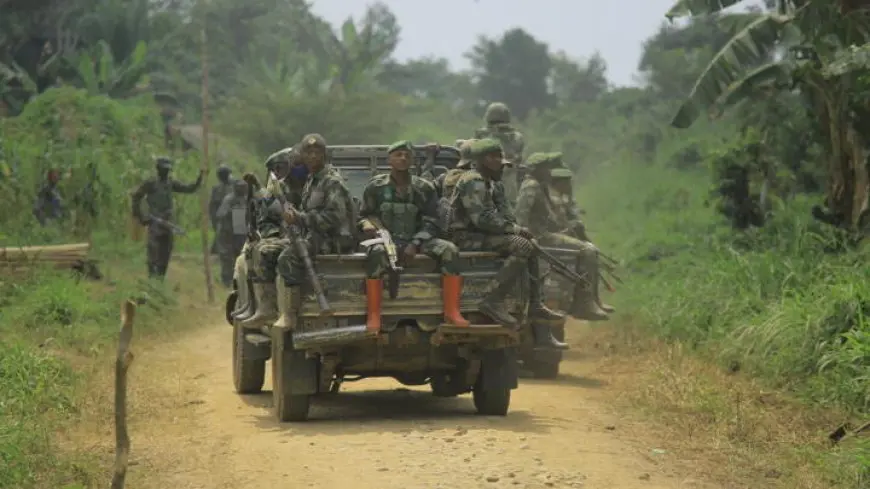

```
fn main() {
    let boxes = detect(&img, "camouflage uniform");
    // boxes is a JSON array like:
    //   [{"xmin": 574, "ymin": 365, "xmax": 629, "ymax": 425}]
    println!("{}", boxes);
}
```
[
  {"xmin": 215, "ymin": 179, "xmax": 249, "ymax": 287},
  {"xmin": 435, "ymin": 139, "xmax": 476, "ymax": 234},
  {"xmin": 359, "ymin": 140, "xmax": 469, "ymax": 330},
  {"xmin": 33, "ymin": 169, "xmax": 64, "ymax": 226},
  {"xmin": 516, "ymin": 154, "xmax": 608, "ymax": 324},
  {"xmin": 474, "ymin": 102, "xmax": 524, "ymax": 202},
  {"xmin": 131, "ymin": 157, "xmax": 203, "ymax": 279},
  {"xmin": 549, "ymin": 167, "xmax": 614, "ymax": 314},
  {"xmin": 209, "ymin": 164, "xmax": 234, "ymax": 254},
  {"xmin": 449, "ymin": 139, "xmax": 563, "ymax": 330}
]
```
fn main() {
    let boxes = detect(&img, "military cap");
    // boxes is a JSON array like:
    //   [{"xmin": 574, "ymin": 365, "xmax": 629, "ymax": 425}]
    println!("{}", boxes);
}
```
[
  {"xmin": 387, "ymin": 140, "xmax": 414, "ymax": 154},
  {"xmin": 549, "ymin": 152, "xmax": 564, "ymax": 166},
  {"xmin": 550, "ymin": 168, "xmax": 573, "ymax": 179},
  {"xmin": 457, "ymin": 139, "xmax": 477, "ymax": 169},
  {"xmin": 524, "ymin": 152, "xmax": 559, "ymax": 168},
  {"xmin": 469, "ymin": 138, "xmax": 502, "ymax": 158},
  {"xmin": 299, "ymin": 133, "xmax": 326, "ymax": 148},
  {"xmin": 217, "ymin": 164, "xmax": 232, "ymax": 174},
  {"xmin": 264, "ymin": 147, "xmax": 296, "ymax": 168},
  {"xmin": 155, "ymin": 156, "xmax": 172, "ymax": 169}
]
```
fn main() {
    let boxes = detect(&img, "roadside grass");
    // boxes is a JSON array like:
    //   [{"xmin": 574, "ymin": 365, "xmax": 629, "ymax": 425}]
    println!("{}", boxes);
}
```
[{"xmin": 577, "ymin": 161, "xmax": 870, "ymax": 488}]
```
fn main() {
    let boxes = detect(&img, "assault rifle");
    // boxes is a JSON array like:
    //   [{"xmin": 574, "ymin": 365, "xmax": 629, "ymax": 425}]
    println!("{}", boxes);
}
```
[
  {"xmin": 148, "ymin": 215, "xmax": 186, "ymax": 236},
  {"xmin": 269, "ymin": 172, "xmax": 332, "ymax": 317},
  {"xmin": 359, "ymin": 221, "xmax": 402, "ymax": 298}
]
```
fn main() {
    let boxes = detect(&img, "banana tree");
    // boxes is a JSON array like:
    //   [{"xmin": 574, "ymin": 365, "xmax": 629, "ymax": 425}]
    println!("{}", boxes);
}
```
[
  {"xmin": 65, "ymin": 39, "xmax": 149, "ymax": 97},
  {"xmin": 665, "ymin": 0, "xmax": 870, "ymax": 232}
]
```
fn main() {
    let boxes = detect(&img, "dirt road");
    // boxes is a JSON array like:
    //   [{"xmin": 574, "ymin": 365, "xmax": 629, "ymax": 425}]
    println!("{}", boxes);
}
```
[{"xmin": 80, "ymin": 318, "xmax": 721, "ymax": 489}]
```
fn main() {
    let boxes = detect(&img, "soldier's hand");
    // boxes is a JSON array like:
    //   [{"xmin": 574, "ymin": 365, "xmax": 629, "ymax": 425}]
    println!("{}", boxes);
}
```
[{"xmin": 403, "ymin": 243, "xmax": 418, "ymax": 262}]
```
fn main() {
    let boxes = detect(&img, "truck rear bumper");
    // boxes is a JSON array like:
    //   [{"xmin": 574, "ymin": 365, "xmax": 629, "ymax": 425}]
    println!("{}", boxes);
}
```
[{"xmin": 291, "ymin": 323, "xmax": 518, "ymax": 350}]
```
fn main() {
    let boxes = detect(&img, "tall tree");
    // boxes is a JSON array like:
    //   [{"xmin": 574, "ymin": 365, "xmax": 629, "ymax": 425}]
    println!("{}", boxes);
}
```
[{"xmin": 550, "ymin": 51, "xmax": 609, "ymax": 105}]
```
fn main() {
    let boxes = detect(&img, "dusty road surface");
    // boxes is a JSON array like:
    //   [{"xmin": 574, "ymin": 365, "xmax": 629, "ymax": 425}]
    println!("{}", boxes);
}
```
[{"xmin": 77, "ymin": 318, "xmax": 722, "ymax": 489}]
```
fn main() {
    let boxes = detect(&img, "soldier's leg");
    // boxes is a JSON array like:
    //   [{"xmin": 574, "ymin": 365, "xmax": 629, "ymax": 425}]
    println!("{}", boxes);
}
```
[
  {"xmin": 155, "ymin": 233, "xmax": 174, "ymax": 279},
  {"xmin": 467, "ymin": 234, "xmax": 529, "ymax": 329},
  {"xmin": 540, "ymin": 233, "xmax": 609, "ymax": 321},
  {"xmin": 231, "ymin": 252, "xmax": 250, "ymax": 317},
  {"xmin": 219, "ymin": 250, "xmax": 234, "ymax": 287},
  {"xmin": 273, "ymin": 240, "xmax": 317, "ymax": 329},
  {"xmin": 361, "ymin": 244, "xmax": 389, "ymax": 331},
  {"xmin": 421, "ymin": 238, "xmax": 469, "ymax": 327},
  {"xmin": 146, "ymin": 228, "xmax": 161, "ymax": 278},
  {"xmin": 234, "ymin": 241, "xmax": 258, "ymax": 319},
  {"xmin": 240, "ymin": 238, "xmax": 284, "ymax": 328}
]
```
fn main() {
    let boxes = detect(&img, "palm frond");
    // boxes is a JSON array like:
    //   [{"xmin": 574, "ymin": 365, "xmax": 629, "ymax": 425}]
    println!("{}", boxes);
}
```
[
  {"xmin": 666, "ymin": 0, "xmax": 750, "ymax": 20},
  {"xmin": 711, "ymin": 61, "xmax": 792, "ymax": 117}
]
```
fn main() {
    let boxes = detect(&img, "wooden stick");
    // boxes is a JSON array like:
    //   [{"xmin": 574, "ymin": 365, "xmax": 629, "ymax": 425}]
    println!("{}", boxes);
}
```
[
  {"xmin": 199, "ymin": 7, "xmax": 215, "ymax": 303},
  {"xmin": 111, "ymin": 300, "xmax": 136, "ymax": 489}
]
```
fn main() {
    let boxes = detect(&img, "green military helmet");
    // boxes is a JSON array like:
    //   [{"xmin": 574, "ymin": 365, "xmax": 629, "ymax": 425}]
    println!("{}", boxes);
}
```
[
  {"xmin": 469, "ymin": 138, "xmax": 503, "ymax": 159},
  {"xmin": 387, "ymin": 140, "xmax": 414, "ymax": 154},
  {"xmin": 217, "ymin": 164, "xmax": 232, "ymax": 175},
  {"xmin": 484, "ymin": 102, "xmax": 511, "ymax": 124},
  {"xmin": 550, "ymin": 167, "xmax": 574, "ymax": 179},
  {"xmin": 299, "ymin": 133, "xmax": 326, "ymax": 149},
  {"xmin": 155, "ymin": 156, "xmax": 172, "ymax": 170},
  {"xmin": 457, "ymin": 138, "xmax": 477, "ymax": 169}
]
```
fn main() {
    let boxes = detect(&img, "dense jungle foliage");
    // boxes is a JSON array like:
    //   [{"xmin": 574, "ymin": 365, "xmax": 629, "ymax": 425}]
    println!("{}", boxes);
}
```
[{"xmin": 0, "ymin": 0, "xmax": 868, "ymax": 487}]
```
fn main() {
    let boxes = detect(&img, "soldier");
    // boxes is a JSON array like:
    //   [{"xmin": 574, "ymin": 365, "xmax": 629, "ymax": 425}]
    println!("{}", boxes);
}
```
[
  {"xmin": 450, "ymin": 138, "xmax": 563, "ymax": 330},
  {"xmin": 359, "ymin": 140, "xmax": 469, "ymax": 331},
  {"xmin": 515, "ymin": 153, "xmax": 609, "ymax": 323},
  {"xmin": 548, "ymin": 166, "xmax": 614, "ymax": 313},
  {"xmin": 215, "ymin": 179, "xmax": 250, "ymax": 287},
  {"xmin": 131, "ymin": 157, "xmax": 203, "ymax": 279},
  {"xmin": 434, "ymin": 139, "xmax": 476, "ymax": 198},
  {"xmin": 33, "ymin": 168, "xmax": 64, "ymax": 226},
  {"xmin": 268, "ymin": 134, "xmax": 355, "ymax": 328},
  {"xmin": 209, "ymin": 164, "xmax": 234, "ymax": 254},
  {"xmin": 474, "ymin": 102, "xmax": 525, "ymax": 201}
]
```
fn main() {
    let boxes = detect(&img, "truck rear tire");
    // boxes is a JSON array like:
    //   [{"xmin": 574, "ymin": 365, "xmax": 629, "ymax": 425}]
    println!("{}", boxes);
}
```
[
  {"xmin": 232, "ymin": 325, "xmax": 266, "ymax": 394},
  {"xmin": 472, "ymin": 381, "xmax": 510, "ymax": 416},
  {"xmin": 271, "ymin": 332, "xmax": 312, "ymax": 422}
]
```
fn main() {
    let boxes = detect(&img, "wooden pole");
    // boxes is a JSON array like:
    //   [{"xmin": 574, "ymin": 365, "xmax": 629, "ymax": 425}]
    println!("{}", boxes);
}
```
[
  {"xmin": 111, "ymin": 300, "xmax": 136, "ymax": 489},
  {"xmin": 199, "ymin": 11, "xmax": 215, "ymax": 303}
]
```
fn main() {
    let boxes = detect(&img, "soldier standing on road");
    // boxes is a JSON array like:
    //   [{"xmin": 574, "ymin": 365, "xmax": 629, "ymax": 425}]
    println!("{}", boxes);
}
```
[
  {"xmin": 548, "ymin": 166, "xmax": 614, "ymax": 314},
  {"xmin": 215, "ymin": 179, "xmax": 250, "ymax": 287},
  {"xmin": 32, "ymin": 168, "xmax": 64, "ymax": 226},
  {"xmin": 358, "ymin": 140, "xmax": 469, "ymax": 332},
  {"xmin": 515, "ymin": 153, "xmax": 609, "ymax": 328},
  {"xmin": 209, "ymin": 164, "xmax": 234, "ymax": 255},
  {"xmin": 131, "ymin": 157, "xmax": 203, "ymax": 279},
  {"xmin": 449, "ymin": 139, "xmax": 564, "ymax": 330}
]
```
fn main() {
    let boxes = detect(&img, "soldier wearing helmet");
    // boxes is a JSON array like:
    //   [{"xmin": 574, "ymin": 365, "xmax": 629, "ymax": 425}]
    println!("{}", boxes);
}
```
[
  {"xmin": 209, "ymin": 164, "xmax": 235, "ymax": 255},
  {"xmin": 474, "ymin": 102, "xmax": 525, "ymax": 202},
  {"xmin": 131, "ymin": 156, "xmax": 203, "ymax": 279}
]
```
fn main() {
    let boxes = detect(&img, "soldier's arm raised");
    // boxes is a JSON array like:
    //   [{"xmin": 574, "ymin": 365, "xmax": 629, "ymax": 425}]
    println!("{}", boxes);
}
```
[
  {"xmin": 171, "ymin": 171, "xmax": 204, "ymax": 193},
  {"xmin": 459, "ymin": 179, "xmax": 515, "ymax": 234}
]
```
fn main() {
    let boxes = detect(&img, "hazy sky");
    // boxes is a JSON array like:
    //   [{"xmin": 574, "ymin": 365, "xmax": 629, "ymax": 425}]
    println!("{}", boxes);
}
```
[{"xmin": 309, "ymin": 0, "xmax": 679, "ymax": 87}]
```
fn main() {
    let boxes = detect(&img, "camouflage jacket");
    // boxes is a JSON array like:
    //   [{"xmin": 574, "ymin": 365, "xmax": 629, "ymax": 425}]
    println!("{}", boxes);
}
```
[
  {"xmin": 449, "ymin": 169, "xmax": 516, "ymax": 235},
  {"xmin": 548, "ymin": 186, "xmax": 584, "ymax": 231},
  {"xmin": 473, "ymin": 124, "xmax": 525, "ymax": 164},
  {"xmin": 358, "ymin": 173, "xmax": 440, "ymax": 244},
  {"xmin": 131, "ymin": 176, "xmax": 200, "ymax": 223},
  {"xmin": 208, "ymin": 180, "xmax": 234, "ymax": 227},
  {"xmin": 254, "ymin": 178, "xmax": 302, "ymax": 239},
  {"xmin": 435, "ymin": 168, "xmax": 468, "ymax": 198},
  {"xmin": 298, "ymin": 165, "xmax": 356, "ymax": 251},
  {"xmin": 514, "ymin": 176, "xmax": 562, "ymax": 235}
]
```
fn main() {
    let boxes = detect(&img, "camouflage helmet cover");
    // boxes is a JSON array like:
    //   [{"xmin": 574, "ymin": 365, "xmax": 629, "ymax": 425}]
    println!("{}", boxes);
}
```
[
  {"xmin": 299, "ymin": 133, "xmax": 326, "ymax": 149},
  {"xmin": 484, "ymin": 102, "xmax": 511, "ymax": 124},
  {"xmin": 457, "ymin": 138, "xmax": 477, "ymax": 168}
]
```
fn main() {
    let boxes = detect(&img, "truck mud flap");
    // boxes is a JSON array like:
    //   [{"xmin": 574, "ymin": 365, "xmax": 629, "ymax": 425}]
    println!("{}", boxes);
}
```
[
  {"xmin": 479, "ymin": 347, "xmax": 518, "ymax": 391},
  {"xmin": 243, "ymin": 332, "xmax": 272, "ymax": 361},
  {"xmin": 291, "ymin": 324, "xmax": 376, "ymax": 350}
]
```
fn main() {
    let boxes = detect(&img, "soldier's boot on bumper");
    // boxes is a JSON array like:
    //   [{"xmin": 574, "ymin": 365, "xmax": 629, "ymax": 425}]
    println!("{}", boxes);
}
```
[
  {"xmin": 569, "ymin": 258, "xmax": 609, "ymax": 321},
  {"xmin": 239, "ymin": 282, "xmax": 278, "ymax": 328},
  {"xmin": 531, "ymin": 321, "xmax": 569, "ymax": 350},
  {"xmin": 527, "ymin": 258, "xmax": 565, "ymax": 324},
  {"xmin": 233, "ymin": 279, "xmax": 257, "ymax": 320},
  {"xmin": 365, "ymin": 279, "xmax": 383, "ymax": 332},
  {"xmin": 272, "ymin": 282, "xmax": 300, "ymax": 329},
  {"xmin": 478, "ymin": 256, "xmax": 525, "ymax": 330},
  {"xmin": 441, "ymin": 274, "xmax": 470, "ymax": 327},
  {"xmin": 232, "ymin": 278, "xmax": 253, "ymax": 318}
]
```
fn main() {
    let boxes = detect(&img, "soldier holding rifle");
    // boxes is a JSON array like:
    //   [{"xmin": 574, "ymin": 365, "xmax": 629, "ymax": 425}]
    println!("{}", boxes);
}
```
[{"xmin": 131, "ymin": 156, "xmax": 203, "ymax": 279}]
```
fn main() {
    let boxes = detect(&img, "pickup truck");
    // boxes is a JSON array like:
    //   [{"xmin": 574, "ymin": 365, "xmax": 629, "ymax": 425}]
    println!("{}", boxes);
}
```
[{"xmin": 227, "ymin": 145, "xmax": 535, "ymax": 422}]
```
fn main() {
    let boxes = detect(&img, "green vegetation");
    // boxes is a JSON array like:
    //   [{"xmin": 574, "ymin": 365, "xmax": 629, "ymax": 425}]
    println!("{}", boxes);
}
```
[{"xmin": 1, "ymin": 0, "xmax": 869, "ymax": 487}]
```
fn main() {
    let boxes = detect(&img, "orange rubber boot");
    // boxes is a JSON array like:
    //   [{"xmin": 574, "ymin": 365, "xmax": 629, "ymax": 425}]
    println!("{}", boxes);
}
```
[
  {"xmin": 442, "ymin": 274, "xmax": 470, "ymax": 327},
  {"xmin": 365, "ymin": 279, "xmax": 383, "ymax": 332}
]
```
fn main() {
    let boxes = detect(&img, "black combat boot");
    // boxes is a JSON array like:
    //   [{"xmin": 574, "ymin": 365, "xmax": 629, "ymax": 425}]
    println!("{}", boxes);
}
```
[
  {"xmin": 531, "ymin": 322, "xmax": 569, "ymax": 350},
  {"xmin": 527, "ymin": 258, "xmax": 565, "ymax": 324},
  {"xmin": 569, "ymin": 255, "xmax": 609, "ymax": 321},
  {"xmin": 478, "ymin": 256, "xmax": 527, "ymax": 329}
]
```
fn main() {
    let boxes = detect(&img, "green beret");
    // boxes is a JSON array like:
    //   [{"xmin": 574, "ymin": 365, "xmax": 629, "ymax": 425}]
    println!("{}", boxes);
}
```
[
  {"xmin": 550, "ymin": 168, "xmax": 573, "ymax": 178},
  {"xmin": 525, "ymin": 152, "xmax": 551, "ymax": 168},
  {"xmin": 470, "ymin": 138, "xmax": 502, "ymax": 158},
  {"xmin": 549, "ymin": 152, "xmax": 564, "ymax": 166},
  {"xmin": 387, "ymin": 140, "xmax": 414, "ymax": 154}
]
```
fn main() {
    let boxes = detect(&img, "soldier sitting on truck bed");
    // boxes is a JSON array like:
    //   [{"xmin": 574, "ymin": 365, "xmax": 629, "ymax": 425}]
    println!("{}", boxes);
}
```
[
  {"xmin": 273, "ymin": 134, "xmax": 356, "ymax": 327},
  {"xmin": 448, "ymin": 138, "xmax": 564, "ymax": 330},
  {"xmin": 237, "ymin": 148, "xmax": 304, "ymax": 328},
  {"xmin": 358, "ymin": 140, "xmax": 470, "ymax": 332}
]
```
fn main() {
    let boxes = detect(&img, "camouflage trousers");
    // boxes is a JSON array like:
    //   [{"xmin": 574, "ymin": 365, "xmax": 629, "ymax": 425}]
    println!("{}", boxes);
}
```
[
  {"xmin": 217, "ymin": 234, "xmax": 246, "ymax": 287},
  {"xmin": 146, "ymin": 226, "xmax": 173, "ymax": 279},
  {"xmin": 537, "ymin": 232, "xmax": 597, "ymax": 289},
  {"xmin": 451, "ymin": 231, "xmax": 534, "ymax": 258},
  {"xmin": 276, "ymin": 239, "xmax": 315, "ymax": 286},
  {"xmin": 451, "ymin": 231, "xmax": 538, "ymax": 300},
  {"xmin": 364, "ymin": 238, "xmax": 460, "ymax": 278},
  {"xmin": 251, "ymin": 237, "xmax": 292, "ymax": 284}
]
